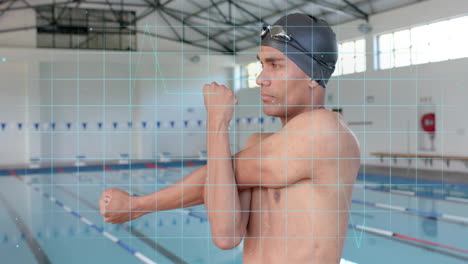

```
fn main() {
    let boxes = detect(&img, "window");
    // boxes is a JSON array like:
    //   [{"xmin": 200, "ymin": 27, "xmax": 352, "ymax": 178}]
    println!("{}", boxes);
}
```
[
  {"xmin": 36, "ymin": 6, "xmax": 137, "ymax": 51},
  {"xmin": 333, "ymin": 38, "xmax": 366, "ymax": 76},
  {"xmin": 449, "ymin": 16, "xmax": 468, "ymax": 59},
  {"xmin": 246, "ymin": 61, "xmax": 261, "ymax": 88},
  {"xmin": 410, "ymin": 25, "xmax": 430, "ymax": 65},
  {"xmin": 377, "ymin": 15, "xmax": 468, "ymax": 69}
]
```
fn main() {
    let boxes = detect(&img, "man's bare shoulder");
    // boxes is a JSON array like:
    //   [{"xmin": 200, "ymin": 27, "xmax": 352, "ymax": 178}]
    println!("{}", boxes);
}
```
[
  {"xmin": 285, "ymin": 109, "xmax": 360, "ymax": 155},
  {"xmin": 281, "ymin": 109, "xmax": 341, "ymax": 133}
]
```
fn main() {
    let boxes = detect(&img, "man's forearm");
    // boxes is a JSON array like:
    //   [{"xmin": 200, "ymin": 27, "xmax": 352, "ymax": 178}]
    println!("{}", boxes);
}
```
[
  {"xmin": 136, "ymin": 165, "xmax": 207, "ymax": 213},
  {"xmin": 205, "ymin": 121, "xmax": 242, "ymax": 249}
]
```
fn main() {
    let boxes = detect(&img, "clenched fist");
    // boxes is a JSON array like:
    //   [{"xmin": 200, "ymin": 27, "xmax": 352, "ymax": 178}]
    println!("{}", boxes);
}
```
[
  {"xmin": 99, "ymin": 188, "xmax": 146, "ymax": 224},
  {"xmin": 203, "ymin": 82, "xmax": 238, "ymax": 125}
]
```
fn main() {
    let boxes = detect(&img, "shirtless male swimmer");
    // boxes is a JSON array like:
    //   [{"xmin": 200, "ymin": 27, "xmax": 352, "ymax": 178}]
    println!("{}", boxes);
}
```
[{"xmin": 100, "ymin": 13, "xmax": 360, "ymax": 264}]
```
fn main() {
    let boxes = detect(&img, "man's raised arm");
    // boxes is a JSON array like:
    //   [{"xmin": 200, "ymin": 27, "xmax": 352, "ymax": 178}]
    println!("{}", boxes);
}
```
[
  {"xmin": 233, "ymin": 110, "xmax": 355, "ymax": 189},
  {"xmin": 203, "ymin": 83, "xmax": 248, "ymax": 250}
]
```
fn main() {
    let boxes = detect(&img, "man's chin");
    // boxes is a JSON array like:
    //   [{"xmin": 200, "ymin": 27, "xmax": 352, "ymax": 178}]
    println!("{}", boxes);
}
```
[{"xmin": 262, "ymin": 105, "xmax": 283, "ymax": 117}]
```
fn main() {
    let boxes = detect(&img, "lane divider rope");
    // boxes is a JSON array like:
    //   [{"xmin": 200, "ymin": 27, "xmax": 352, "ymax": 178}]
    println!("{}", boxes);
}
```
[
  {"xmin": 349, "ymin": 223, "xmax": 468, "ymax": 255},
  {"xmin": 352, "ymin": 199, "xmax": 468, "ymax": 225},
  {"xmin": 354, "ymin": 184, "xmax": 468, "ymax": 204}
]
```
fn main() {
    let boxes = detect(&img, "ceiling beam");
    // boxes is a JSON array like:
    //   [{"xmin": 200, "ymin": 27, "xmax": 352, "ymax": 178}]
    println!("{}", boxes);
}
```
[
  {"xmin": 160, "ymin": 7, "xmax": 234, "ymax": 52},
  {"xmin": 132, "ymin": 28, "xmax": 229, "ymax": 53},
  {"xmin": 210, "ymin": 0, "xmax": 229, "ymax": 23},
  {"xmin": 0, "ymin": 0, "xmax": 16, "ymax": 17},
  {"xmin": 164, "ymin": 6, "xmax": 238, "ymax": 26},
  {"xmin": 54, "ymin": 0, "xmax": 83, "ymax": 24},
  {"xmin": 0, "ymin": 0, "xmax": 134, "ymax": 13},
  {"xmin": 186, "ymin": 0, "xmax": 226, "ymax": 24},
  {"xmin": 183, "ymin": 0, "xmax": 225, "ymax": 21},
  {"xmin": 209, "ymin": 1, "xmax": 310, "ymax": 39},
  {"xmin": 161, "ymin": 0, "xmax": 174, "ymax": 6},
  {"xmin": 130, "ymin": 5, "xmax": 158, "ymax": 25},
  {"xmin": 79, "ymin": 1, "xmax": 149, "ymax": 7},
  {"xmin": 236, "ymin": 0, "xmax": 276, "ymax": 13},
  {"xmin": 342, "ymin": 0, "xmax": 369, "ymax": 21},
  {"xmin": 158, "ymin": 8, "xmax": 181, "ymax": 41},
  {"xmin": 227, "ymin": 0, "xmax": 266, "ymax": 24},
  {"xmin": 104, "ymin": 0, "xmax": 124, "ymax": 24},
  {"xmin": 21, "ymin": 0, "xmax": 54, "ymax": 23},
  {"xmin": 307, "ymin": 0, "xmax": 367, "ymax": 20},
  {"xmin": 0, "ymin": 25, "xmax": 36, "ymax": 33}
]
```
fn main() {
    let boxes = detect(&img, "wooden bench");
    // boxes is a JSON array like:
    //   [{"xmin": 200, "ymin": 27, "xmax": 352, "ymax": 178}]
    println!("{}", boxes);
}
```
[{"xmin": 371, "ymin": 152, "xmax": 468, "ymax": 167}]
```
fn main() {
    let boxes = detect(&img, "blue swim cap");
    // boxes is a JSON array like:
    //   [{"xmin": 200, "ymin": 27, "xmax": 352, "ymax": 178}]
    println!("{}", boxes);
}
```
[{"xmin": 260, "ymin": 13, "xmax": 338, "ymax": 88}]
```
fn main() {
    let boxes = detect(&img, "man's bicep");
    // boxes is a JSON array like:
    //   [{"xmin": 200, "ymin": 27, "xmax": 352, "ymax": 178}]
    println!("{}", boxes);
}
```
[
  {"xmin": 234, "ymin": 129, "xmax": 312, "ymax": 188},
  {"xmin": 241, "ymin": 133, "xmax": 274, "ymax": 150}
]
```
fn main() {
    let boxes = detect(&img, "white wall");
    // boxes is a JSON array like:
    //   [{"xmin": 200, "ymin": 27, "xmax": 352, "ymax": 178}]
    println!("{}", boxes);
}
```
[
  {"xmin": 38, "ymin": 58, "xmax": 135, "ymax": 165},
  {"xmin": 0, "ymin": 61, "xmax": 29, "ymax": 166},
  {"xmin": 134, "ymin": 51, "xmax": 235, "ymax": 159},
  {"xmin": 0, "ymin": 9, "xmax": 36, "ymax": 48}
]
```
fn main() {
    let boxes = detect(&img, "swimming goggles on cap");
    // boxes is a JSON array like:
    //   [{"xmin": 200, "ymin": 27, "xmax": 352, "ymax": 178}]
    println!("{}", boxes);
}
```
[{"xmin": 260, "ymin": 24, "xmax": 335, "ymax": 71}]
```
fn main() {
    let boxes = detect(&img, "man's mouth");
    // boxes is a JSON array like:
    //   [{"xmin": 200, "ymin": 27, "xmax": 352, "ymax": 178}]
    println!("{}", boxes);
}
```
[{"xmin": 261, "ymin": 93, "xmax": 275, "ymax": 102}]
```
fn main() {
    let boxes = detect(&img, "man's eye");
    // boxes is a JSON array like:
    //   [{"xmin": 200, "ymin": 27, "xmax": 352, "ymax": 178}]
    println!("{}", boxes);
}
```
[{"xmin": 272, "ymin": 64, "xmax": 280, "ymax": 69}]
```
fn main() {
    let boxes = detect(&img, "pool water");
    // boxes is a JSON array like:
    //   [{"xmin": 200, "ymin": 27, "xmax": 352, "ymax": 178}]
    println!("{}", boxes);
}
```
[{"xmin": 1, "ymin": 165, "xmax": 467, "ymax": 264}]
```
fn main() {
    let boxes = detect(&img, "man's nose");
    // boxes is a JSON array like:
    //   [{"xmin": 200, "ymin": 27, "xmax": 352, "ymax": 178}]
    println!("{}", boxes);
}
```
[{"xmin": 256, "ymin": 71, "xmax": 271, "ymax": 87}]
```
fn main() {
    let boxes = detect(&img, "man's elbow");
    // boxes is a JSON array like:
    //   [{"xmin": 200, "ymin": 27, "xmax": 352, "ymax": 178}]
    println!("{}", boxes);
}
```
[{"xmin": 212, "ymin": 230, "xmax": 244, "ymax": 250}]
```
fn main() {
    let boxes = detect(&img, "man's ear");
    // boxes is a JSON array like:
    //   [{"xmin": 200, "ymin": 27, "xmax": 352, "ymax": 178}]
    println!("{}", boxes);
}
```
[{"xmin": 309, "ymin": 79, "xmax": 321, "ymax": 89}]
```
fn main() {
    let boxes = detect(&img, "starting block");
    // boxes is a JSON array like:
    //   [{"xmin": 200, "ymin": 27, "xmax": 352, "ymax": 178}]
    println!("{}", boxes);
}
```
[
  {"xmin": 158, "ymin": 152, "xmax": 171, "ymax": 163},
  {"xmin": 119, "ymin": 153, "xmax": 129, "ymax": 164},
  {"xmin": 74, "ymin": 155, "xmax": 86, "ymax": 167},
  {"xmin": 198, "ymin": 150, "xmax": 207, "ymax": 161}
]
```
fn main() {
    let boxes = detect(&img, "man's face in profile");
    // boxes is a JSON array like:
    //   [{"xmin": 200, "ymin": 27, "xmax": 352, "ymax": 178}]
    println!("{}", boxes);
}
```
[{"xmin": 256, "ymin": 46, "xmax": 313, "ymax": 118}]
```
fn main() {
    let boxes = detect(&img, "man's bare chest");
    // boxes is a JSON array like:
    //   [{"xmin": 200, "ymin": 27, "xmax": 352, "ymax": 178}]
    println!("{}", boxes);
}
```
[{"xmin": 247, "ymin": 178, "xmax": 314, "ymax": 231}]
